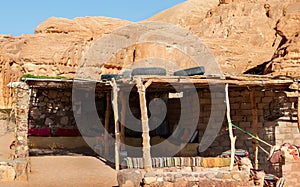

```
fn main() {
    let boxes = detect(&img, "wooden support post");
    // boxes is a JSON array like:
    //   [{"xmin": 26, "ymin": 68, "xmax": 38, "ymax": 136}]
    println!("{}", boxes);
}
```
[
  {"xmin": 298, "ymin": 90, "xmax": 300, "ymax": 132},
  {"xmin": 250, "ymin": 90, "xmax": 259, "ymax": 170},
  {"xmin": 104, "ymin": 92, "xmax": 111, "ymax": 157},
  {"xmin": 136, "ymin": 78, "xmax": 153, "ymax": 171},
  {"xmin": 225, "ymin": 84, "xmax": 237, "ymax": 171},
  {"xmin": 120, "ymin": 91, "xmax": 126, "ymax": 151},
  {"xmin": 111, "ymin": 78, "xmax": 120, "ymax": 171}
]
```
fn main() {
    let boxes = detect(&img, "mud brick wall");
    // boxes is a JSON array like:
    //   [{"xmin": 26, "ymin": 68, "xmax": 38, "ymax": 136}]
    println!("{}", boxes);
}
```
[
  {"xmin": 208, "ymin": 87, "xmax": 297, "ymax": 175},
  {"xmin": 167, "ymin": 86, "xmax": 299, "ymax": 175},
  {"xmin": 282, "ymin": 159, "xmax": 300, "ymax": 186},
  {"xmin": 200, "ymin": 87, "xmax": 298, "ymax": 175}
]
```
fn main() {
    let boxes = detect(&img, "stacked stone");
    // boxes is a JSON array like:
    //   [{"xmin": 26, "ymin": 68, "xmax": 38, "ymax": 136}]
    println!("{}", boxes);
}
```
[
  {"xmin": 0, "ymin": 82, "xmax": 32, "ymax": 182},
  {"xmin": 14, "ymin": 83, "xmax": 30, "ymax": 159},
  {"xmin": 145, "ymin": 168, "xmax": 251, "ymax": 186},
  {"xmin": 0, "ymin": 161, "xmax": 15, "ymax": 181},
  {"xmin": 117, "ymin": 167, "xmax": 252, "ymax": 187},
  {"xmin": 29, "ymin": 88, "xmax": 76, "ymax": 133},
  {"xmin": 0, "ymin": 158, "xmax": 32, "ymax": 182}
]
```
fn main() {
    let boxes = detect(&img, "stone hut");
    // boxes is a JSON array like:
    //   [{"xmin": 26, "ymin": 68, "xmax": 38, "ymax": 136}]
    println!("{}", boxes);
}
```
[{"xmin": 7, "ymin": 73, "xmax": 298, "ymax": 185}]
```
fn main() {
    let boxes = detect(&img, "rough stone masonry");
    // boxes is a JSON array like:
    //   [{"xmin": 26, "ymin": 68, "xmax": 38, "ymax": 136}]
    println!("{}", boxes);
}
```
[{"xmin": 0, "ymin": 82, "xmax": 30, "ymax": 181}]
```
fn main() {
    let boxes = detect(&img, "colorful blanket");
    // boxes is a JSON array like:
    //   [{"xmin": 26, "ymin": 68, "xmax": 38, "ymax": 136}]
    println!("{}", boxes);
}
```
[
  {"xmin": 123, "ymin": 157, "xmax": 202, "ymax": 169},
  {"xmin": 219, "ymin": 149, "xmax": 249, "ymax": 162}
]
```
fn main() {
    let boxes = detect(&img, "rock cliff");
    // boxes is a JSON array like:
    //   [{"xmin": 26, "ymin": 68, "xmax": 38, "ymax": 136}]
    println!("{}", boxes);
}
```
[
  {"xmin": 0, "ymin": 17, "xmax": 131, "ymax": 108},
  {"xmin": 1, "ymin": 0, "xmax": 300, "ymax": 108},
  {"xmin": 263, "ymin": 2, "xmax": 300, "ymax": 77},
  {"xmin": 148, "ymin": 0, "xmax": 297, "ymax": 74}
]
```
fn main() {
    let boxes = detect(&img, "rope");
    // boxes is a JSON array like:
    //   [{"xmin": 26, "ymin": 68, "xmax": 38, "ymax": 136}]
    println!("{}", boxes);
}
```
[
  {"xmin": 258, "ymin": 144, "xmax": 270, "ymax": 155},
  {"xmin": 228, "ymin": 122, "xmax": 273, "ymax": 148}
]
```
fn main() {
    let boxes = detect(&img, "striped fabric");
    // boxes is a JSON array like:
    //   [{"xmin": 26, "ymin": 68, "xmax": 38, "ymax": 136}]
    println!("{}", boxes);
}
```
[
  {"xmin": 123, "ymin": 157, "xmax": 202, "ymax": 169},
  {"xmin": 250, "ymin": 169, "xmax": 281, "ymax": 186},
  {"xmin": 219, "ymin": 149, "xmax": 249, "ymax": 162}
]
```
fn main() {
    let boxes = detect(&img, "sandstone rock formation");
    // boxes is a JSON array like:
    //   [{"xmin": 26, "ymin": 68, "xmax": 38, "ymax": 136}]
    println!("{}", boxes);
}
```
[
  {"xmin": 0, "ymin": 17, "xmax": 131, "ymax": 108},
  {"xmin": 78, "ymin": 0, "xmax": 300, "ymax": 80},
  {"xmin": 263, "ymin": 2, "xmax": 300, "ymax": 77},
  {"xmin": 1, "ymin": 0, "xmax": 300, "ymax": 108},
  {"xmin": 77, "ymin": 21, "xmax": 221, "ymax": 81},
  {"xmin": 148, "ymin": 0, "xmax": 298, "ymax": 74}
]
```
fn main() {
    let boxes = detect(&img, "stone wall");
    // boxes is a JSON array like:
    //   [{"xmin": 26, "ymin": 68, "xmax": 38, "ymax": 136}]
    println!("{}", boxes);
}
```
[
  {"xmin": 14, "ymin": 83, "xmax": 30, "ymax": 159},
  {"xmin": 26, "ymin": 82, "xmax": 299, "ymax": 178},
  {"xmin": 0, "ymin": 158, "xmax": 30, "ymax": 182},
  {"xmin": 0, "ymin": 83, "xmax": 30, "ymax": 182},
  {"xmin": 118, "ymin": 166, "xmax": 253, "ymax": 187},
  {"xmin": 28, "ymin": 85, "xmax": 108, "ymax": 137},
  {"xmin": 167, "ymin": 86, "xmax": 298, "ymax": 176},
  {"xmin": 282, "ymin": 158, "xmax": 300, "ymax": 186},
  {"xmin": 0, "ymin": 161, "xmax": 15, "ymax": 181},
  {"xmin": 29, "ymin": 87, "xmax": 76, "ymax": 134},
  {"xmin": 143, "ymin": 169, "xmax": 251, "ymax": 187}
]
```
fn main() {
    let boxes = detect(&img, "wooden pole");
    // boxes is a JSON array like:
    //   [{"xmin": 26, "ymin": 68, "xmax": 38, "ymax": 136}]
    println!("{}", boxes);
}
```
[
  {"xmin": 298, "ymin": 89, "xmax": 300, "ymax": 132},
  {"xmin": 120, "ymin": 91, "xmax": 126, "ymax": 151},
  {"xmin": 104, "ymin": 92, "xmax": 111, "ymax": 157},
  {"xmin": 250, "ymin": 90, "xmax": 259, "ymax": 170},
  {"xmin": 225, "ymin": 84, "xmax": 237, "ymax": 171},
  {"xmin": 111, "ymin": 78, "xmax": 120, "ymax": 170},
  {"xmin": 136, "ymin": 78, "xmax": 153, "ymax": 171}
]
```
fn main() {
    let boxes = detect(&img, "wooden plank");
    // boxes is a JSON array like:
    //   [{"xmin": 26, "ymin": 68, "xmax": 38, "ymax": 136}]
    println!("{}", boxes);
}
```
[
  {"xmin": 114, "ymin": 78, "xmax": 293, "ymax": 92},
  {"xmin": 250, "ymin": 90, "xmax": 259, "ymax": 170},
  {"xmin": 27, "ymin": 74, "xmax": 294, "ymax": 90},
  {"xmin": 136, "ymin": 78, "xmax": 152, "ymax": 171},
  {"xmin": 111, "ymin": 78, "xmax": 120, "ymax": 170},
  {"xmin": 225, "ymin": 84, "xmax": 237, "ymax": 171},
  {"xmin": 104, "ymin": 92, "xmax": 111, "ymax": 157}
]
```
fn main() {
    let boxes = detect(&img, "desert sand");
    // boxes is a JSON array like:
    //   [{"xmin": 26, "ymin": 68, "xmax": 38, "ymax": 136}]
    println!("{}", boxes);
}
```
[{"xmin": 0, "ymin": 155, "xmax": 118, "ymax": 187}]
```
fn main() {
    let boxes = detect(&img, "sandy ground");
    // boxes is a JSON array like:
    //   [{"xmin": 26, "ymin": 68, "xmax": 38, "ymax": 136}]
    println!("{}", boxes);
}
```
[
  {"xmin": 0, "ymin": 156, "xmax": 118, "ymax": 187},
  {"xmin": 0, "ymin": 132, "xmax": 118, "ymax": 187}
]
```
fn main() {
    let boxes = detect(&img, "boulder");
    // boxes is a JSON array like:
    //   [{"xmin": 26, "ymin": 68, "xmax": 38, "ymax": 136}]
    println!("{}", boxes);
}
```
[
  {"xmin": 117, "ymin": 169, "xmax": 143, "ymax": 187},
  {"xmin": 0, "ymin": 165, "xmax": 15, "ymax": 182}
]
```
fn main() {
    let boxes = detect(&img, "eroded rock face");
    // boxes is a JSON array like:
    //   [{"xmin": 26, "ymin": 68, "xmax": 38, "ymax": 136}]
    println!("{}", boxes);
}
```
[
  {"xmin": 0, "ymin": 17, "xmax": 131, "ymax": 108},
  {"xmin": 264, "ymin": 2, "xmax": 300, "ymax": 77},
  {"xmin": 77, "ymin": 21, "xmax": 221, "ymax": 81},
  {"xmin": 1, "ymin": 0, "xmax": 300, "ymax": 108},
  {"xmin": 148, "ymin": 0, "xmax": 298, "ymax": 74}
]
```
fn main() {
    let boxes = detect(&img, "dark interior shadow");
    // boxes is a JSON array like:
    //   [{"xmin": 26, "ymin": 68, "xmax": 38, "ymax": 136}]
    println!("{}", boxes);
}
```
[{"xmin": 243, "ymin": 60, "xmax": 271, "ymax": 75}]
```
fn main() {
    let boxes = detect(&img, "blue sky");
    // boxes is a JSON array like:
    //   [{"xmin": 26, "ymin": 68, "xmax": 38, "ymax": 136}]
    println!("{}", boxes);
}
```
[{"xmin": 0, "ymin": 0, "xmax": 186, "ymax": 36}]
